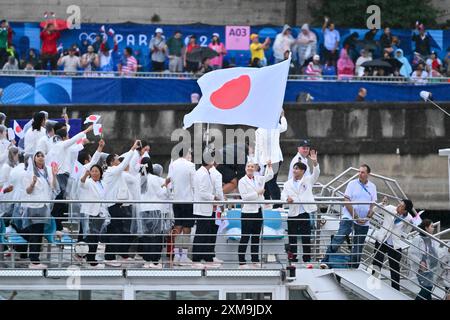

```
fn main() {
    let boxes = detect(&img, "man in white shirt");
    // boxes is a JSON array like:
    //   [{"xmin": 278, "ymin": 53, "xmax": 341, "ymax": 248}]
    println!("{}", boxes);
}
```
[
  {"xmin": 57, "ymin": 48, "xmax": 81, "ymax": 75},
  {"xmin": 192, "ymin": 153, "xmax": 222, "ymax": 268},
  {"xmin": 288, "ymin": 139, "xmax": 312, "ymax": 180},
  {"xmin": 321, "ymin": 164, "xmax": 377, "ymax": 269},
  {"xmin": 281, "ymin": 150, "xmax": 320, "ymax": 263},
  {"xmin": 255, "ymin": 111, "xmax": 287, "ymax": 208},
  {"xmin": 36, "ymin": 120, "xmax": 57, "ymax": 155},
  {"xmin": 102, "ymin": 140, "xmax": 140, "ymax": 267},
  {"xmin": 166, "ymin": 148, "xmax": 196, "ymax": 265}
]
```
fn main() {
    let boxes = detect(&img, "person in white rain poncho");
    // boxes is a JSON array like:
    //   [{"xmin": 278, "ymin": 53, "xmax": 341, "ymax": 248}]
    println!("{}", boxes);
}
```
[
  {"xmin": 17, "ymin": 151, "xmax": 59, "ymax": 269},
  {"xmin": 136, "ymin": 157, "xmax": 171, "ymax": 269}
]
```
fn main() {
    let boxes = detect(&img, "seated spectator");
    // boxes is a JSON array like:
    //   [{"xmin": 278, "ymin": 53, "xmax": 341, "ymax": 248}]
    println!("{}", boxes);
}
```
[
  {"xmin": 26, "ymin": 48, "xmax": 41, "ymax": 70},
  {"xmin": 198, "ymin": 57, "xmax": 213, "ymax": 74},
  {"xmin": 337, "ymin": 48, "xmax": 354, "ymax": 79},
  {"xmin": 355, "ymin": 49, "xmax": 372, "ymax": 77},
  {"xmin": 445, "ymin": 48, "xmax": 450, "ymax": 77},
  {"xmin": 81, "ymin": 45, "xmax": 99, "ymax": 74},
  {"xmin": 250, "ymin": 33, "xmax": 270, "ymax": 67},
  {"xmin": 425, "ymin": 63, "xmax": 442, "ymax": 80},
  {"xmin": 411, "ymin": 64, "xmax": 429, "ymax": 84},
  {"xmin": 250, "ymin": 57, "xmax": 261, "ymax": 68},
  {"xmin": 184, "ymin": 35, "xmax": 200, "ymax": 73},
  {"xmin": 24, "ymin": 62, "xmax": 35, "ymax": 72},
  {"xmin": 426, "ymin": 51, "xmax": 442, "ymax": 73},
  {"xmin": 355, "ymin": 88, "xmax": 367, "ymax": 101},
  {"xmin": 273, "ymin": 24, "xmax": 295, "ymax": 64},
  {"xmin": 380, "ymin": 27, "xmax": 394, "ymax": 55},
  {"xmin": 208, "ymin": 33, "xmax": 227, "ymax": 70},
  {"xmin": 322, "ymin": 59, "xmax": 336, "ymax": 76},
  {"xmin": 305, "ymin": 54, "xmax": 322, "ymax": 80},
  {"xmin": 149, "ymin": 27, "xmax": 167, "ymax": 72},
  {"xmin": 296, "ymin": 24, "xmax": 317, "ymax": 68},
  {"xmin": 2, "ymin": 55, "xmax": 18, "ymax": 72},
  {"xmin": 118, "ymin": 47, "xmax": 138, "ymax": 76},
  {"xmin": 57, "ymin": 48, "xmax": 81, "ymax": 75},
  {"xmin": 395, "ymin": 49, "xmax": 412, "ymax": 78}
]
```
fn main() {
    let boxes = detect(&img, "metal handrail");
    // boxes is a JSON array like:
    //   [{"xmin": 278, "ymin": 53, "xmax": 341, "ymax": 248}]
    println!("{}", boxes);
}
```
[{"xmin": 0, "ymin": 70, "xmax": 449, "ymax": 83}]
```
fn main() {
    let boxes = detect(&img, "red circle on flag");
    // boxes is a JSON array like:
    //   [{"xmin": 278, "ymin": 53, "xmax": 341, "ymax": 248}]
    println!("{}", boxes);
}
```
[
  {"xmin": 15, "ymin": 126, "xmax": 22, "ymax": 133},
  {"xmin": 210, "ymin": 75, "xmax": 251, "ymax": 110},
  {"xmin": 88, "ymin": 115, "xmax": 97, "ymax": 120}
]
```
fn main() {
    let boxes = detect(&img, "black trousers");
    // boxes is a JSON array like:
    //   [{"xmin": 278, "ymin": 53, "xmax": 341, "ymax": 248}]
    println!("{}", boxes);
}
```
[
  {"xmin": 372, "ymin": 241, "xmax": 403, "ymax": 291},
  {"xmin": 0, "ymin": 48, "xmax": 8, "ymax": 68},
  {"xmin": 287, "ymin": 213, "xmax": 311, "ymax": 262},
  {"xmin": 323, "ymin": 48, "xmax": 338, "ymax": 65},
  {"xmin": 15, "ymin": 223, "xmax": 45, "ymax": 263},
  {"xmin": 104, "ymin": 204, "xmax": 133, "ymax": 260},
  {"xmin": 84, "ymin": 234, "xmax": 100, "ymax": 264},
  {"xmin": 192, "ymin": 214, "xmax": 219, "ymax": 262},
  {"xmin": 238, "ymin": 210, "xmax": 263, "ymax": 264},
  {"xmin": 51, "ymin": 173, "xmax": 70, "ymax": 231},
  {"xmin": 137, "ymin": 235, "xmax": 164, "ymax": 263},
  {"xmin": 41, "ymin": 53, "xmax": 58, "ymax": 71},
  {"xmin": 152, "ymin": 60, "xmax": 165, "ymax": 71},
  {"xmin": 264, "ymin": 162, "xmax": 282, "ymax": 208}
]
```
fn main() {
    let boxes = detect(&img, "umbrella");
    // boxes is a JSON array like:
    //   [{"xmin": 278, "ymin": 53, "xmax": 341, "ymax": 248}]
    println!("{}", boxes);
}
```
[
  {"xmin": 361, "ymin": 59, "xmax": 393, "ymax": 69},
  {"xmin": 39, "ymin": 19, "xmax": 69, "ymax": 31},
  {"xmin": 383, "ymin": 58, "xmax": 403, "ymax": 70},
  {"xmin": 186, "ymin": 47, "xmax": 219, "ymax": 62}
]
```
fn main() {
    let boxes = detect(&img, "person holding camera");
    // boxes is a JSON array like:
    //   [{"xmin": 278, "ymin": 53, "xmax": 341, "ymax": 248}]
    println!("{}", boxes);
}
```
[
  {"xmin": 40, "ymin": 22, "xmax": 61, "ymax": 71},
  {"xmin": 81, "ymin": 45, "xmax": 99, "ymax": 75}
]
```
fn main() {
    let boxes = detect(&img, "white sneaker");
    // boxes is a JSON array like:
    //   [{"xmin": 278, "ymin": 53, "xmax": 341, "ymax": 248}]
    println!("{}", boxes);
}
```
[
  {"xmin": 213, "ymin": 257, "xmax": 224, "ymax": 264},
  {"xmin": 179, "ymin": 256, "xmax": 193, "ymax": 266},
  {"xmin": 105, "ymin": 260, "xmax": 121, "ymax": 267},
  {"xmin": 205, "ymin": 262, "xmax": 221, "ymax": 269},
  {"xmin": 252, "ymin": 263, "xmax": 262, "ymax": 268},
  {"xmin": 191, "ymin": 262, "xmax": 205, "ymax": 269},
  {"xmin": 239, "ymin": 264, "xmax": 254, "ymax": 269},
  {"xmin": 29, "ymin": 263, "xmax": 48, "ymax": 269},
  {"xmin": 143, "ymin": 262, "xmax": 162, "ymax": 269},
  {"xmin": 134, "ymin": 255, "xmax": 144, "ymax": 261},
  {"xmin": 118, "ymin": 257, "xmax": 134, "ymax": 265},
  {"xmin": 89, "ymin": 263, "xmax": 105, "ymax": 269},
  {"xmin": 172, "ymin": 255, "xmax": 181, "ymax": 266}
]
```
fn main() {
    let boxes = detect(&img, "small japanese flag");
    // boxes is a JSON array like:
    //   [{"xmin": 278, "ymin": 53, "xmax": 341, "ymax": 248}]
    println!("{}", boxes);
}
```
[
  {"xmin": 84, "ymin": 115, "xmax": 101, "ymax": 124},
  {"xmin": 93, "ymin": 124, "xmax": 103, "ymax": 136},
  {"xmin": 13, "ymin": 120, "xmax": 24, "ymax": 139},
  {"xmin": 71, "ymin": 161, "xmax": 86, "ymax": 180},
  {"xmin": 7, "ymin": 128, "xmax": 15, "ymax": 141}
]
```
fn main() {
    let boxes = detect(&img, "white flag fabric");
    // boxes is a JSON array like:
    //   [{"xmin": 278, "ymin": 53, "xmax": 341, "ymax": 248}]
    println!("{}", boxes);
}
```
[
  {"xmin": 7, "ymin": 128, "xmax": 15, "ymax": 141},
  {"xmin": 13, "ymin": 120, "xmax": 24, "ymax": 139},
  {"xmin": 84, "ymin": 115, "xmax": 101, "ymax": 124},
  {"xmin": 183, "ymin": 57, "xmax": 291, "ymax": 129},
  {"xmin": 93, "ymin": 124, "xmax": 103, "ymax": 136}
]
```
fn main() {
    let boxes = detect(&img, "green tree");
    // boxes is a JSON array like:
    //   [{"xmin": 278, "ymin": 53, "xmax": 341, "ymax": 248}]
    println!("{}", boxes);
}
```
[{"xmin": 310, "ymin": 0, "xmax": 441, "ymax": 29}]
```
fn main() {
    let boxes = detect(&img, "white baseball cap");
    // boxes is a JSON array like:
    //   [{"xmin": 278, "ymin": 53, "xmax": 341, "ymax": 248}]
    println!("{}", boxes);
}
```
[
  {"xmin": 212, "ymin": 33, "xmax": 220, "ymax": 38},
  {"xmin": 313, "ymin": 54, "xmax": 320, "ymax": 61},
  {"xmin": 155, "ymin": 27, "xmax": 163, "ymax": 34}
]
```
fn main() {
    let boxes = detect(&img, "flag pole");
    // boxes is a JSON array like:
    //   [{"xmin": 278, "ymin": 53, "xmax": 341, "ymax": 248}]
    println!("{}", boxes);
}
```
[
  {"xmin": 426, "ymin": 98, "xmax": 450, "ymax": 117},
  {"xmin": 205, "ymin": 123, "xmax": 210, "ymax": 145}
]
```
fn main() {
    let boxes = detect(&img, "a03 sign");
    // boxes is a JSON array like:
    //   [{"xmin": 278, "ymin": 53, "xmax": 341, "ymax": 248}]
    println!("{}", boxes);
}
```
[{"xmin": 225, "ymin": 26, "xmax": 250, "ymax": 50}]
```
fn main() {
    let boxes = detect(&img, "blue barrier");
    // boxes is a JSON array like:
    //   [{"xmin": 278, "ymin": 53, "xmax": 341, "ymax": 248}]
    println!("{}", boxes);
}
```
[{"xmin": 0, "ymin": 75, "xmax": 449, "ymax": 105}]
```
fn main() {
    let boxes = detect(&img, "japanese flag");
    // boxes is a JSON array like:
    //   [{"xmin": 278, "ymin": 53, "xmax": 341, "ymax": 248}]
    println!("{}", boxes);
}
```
[
  {"xmin": 13, "ymin": 120, "xmax": 24, "ymax": 139},
  {"xmin": 7, "ymin": 128, "xmax": 15, "ymax": 141},
  {"xmin": 183, "ymin": 57, "xmax": 291, "ymax": 129},
  {"xmin": 93, "ymin": 124, "xmax": 103, "ymax": 136},
  {"xmin": 71, "ymin": 161, "xmax": 86, "ymax": 180},
  {"xmin": 84, "ymin": 115, "xmax": 101, "ymax": 124}
]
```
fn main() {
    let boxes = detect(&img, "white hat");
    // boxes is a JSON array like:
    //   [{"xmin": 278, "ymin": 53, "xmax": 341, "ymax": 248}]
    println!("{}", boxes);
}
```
[
  {"xmin": 212, "ymin": 32, "xmax": 220, "ymax": 38},
  {"xmin": 155, "ymin": 27, "xmax": 163, "ymax": 34},
  {"xmin": 313, "ymin": 54, "xmax": 320, "ymax": 61}
]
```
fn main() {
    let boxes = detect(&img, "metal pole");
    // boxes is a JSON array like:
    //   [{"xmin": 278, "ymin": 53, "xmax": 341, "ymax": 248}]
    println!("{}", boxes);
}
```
[{"xmin": 427, "ymin": 99, "xmax": 450, "ymax": 117}]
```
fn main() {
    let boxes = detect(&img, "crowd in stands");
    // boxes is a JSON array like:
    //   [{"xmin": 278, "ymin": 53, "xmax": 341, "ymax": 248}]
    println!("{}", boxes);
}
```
[{"xmin": 0, "ymin": 17, "xmax": 449, "ymax": 82}]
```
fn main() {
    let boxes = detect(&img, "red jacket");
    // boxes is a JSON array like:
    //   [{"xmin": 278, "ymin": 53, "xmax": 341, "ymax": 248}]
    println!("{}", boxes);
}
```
[{"xmin": 40, "ymin": 30, "xmax": 60, "ymax": 55}]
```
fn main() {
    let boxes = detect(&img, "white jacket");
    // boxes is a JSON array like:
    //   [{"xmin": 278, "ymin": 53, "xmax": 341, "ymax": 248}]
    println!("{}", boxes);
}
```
[
  {"xmin": 140, "ymin": 174, "xmax": 168, "ymax": 212},
  {"xmin": 238, "ymin": 166, "xmax": 274, "ymax": 213},
  {"xmin": 24, "ymin": 128, "xmax": 46, "ymax": 157},
  {"xmin": 103, "ymin": 150, "xmax": 133, "ymax": 206},
  {"xmin": 255, "ymin": 116, "xmax": 287, "ymax": 165},
  {"xmin": 210, "ymin": 166, "xmax": 224, "ymax": 201},
  {"xmin": 193, "ymin": 166, "xmax": 215, "ymax": 217},
  {"xmin": 372, "ymin": 204, "xmax": 420, "ymax": 250},
  {"xmin": 46, "ymin": 132, "xmax": 86, "ymax": 174},
  {"xmin": 22, "ymin": 165, "xmax": 57, "ymax": 208},
  {"xmin": 79, "ymin": 178, "xmax": 105, "ymax": 216},
  {"xmin": 281, "ymin": 164, "xmax": 320, "ymax": 216}
]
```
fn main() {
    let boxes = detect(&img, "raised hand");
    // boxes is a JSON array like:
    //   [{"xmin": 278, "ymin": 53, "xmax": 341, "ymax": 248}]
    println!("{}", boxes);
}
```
[
  {"xmin": 51, "ymin": 162, "xmax": 59, "ymax": 176},
  {"xmin": 84, "ymin": 124, "xmax": 94, "ymax": 133},
  {"xmin": 132, "ymin": 140, "xmax": 142, "ymax": 151},
  {"xmin": 309, "ymin": 149, "xmax": 318, "ymax": 163},
  {"xmin": 98, "ymin": 139, "xmax": 105, "ymax": 150}
]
